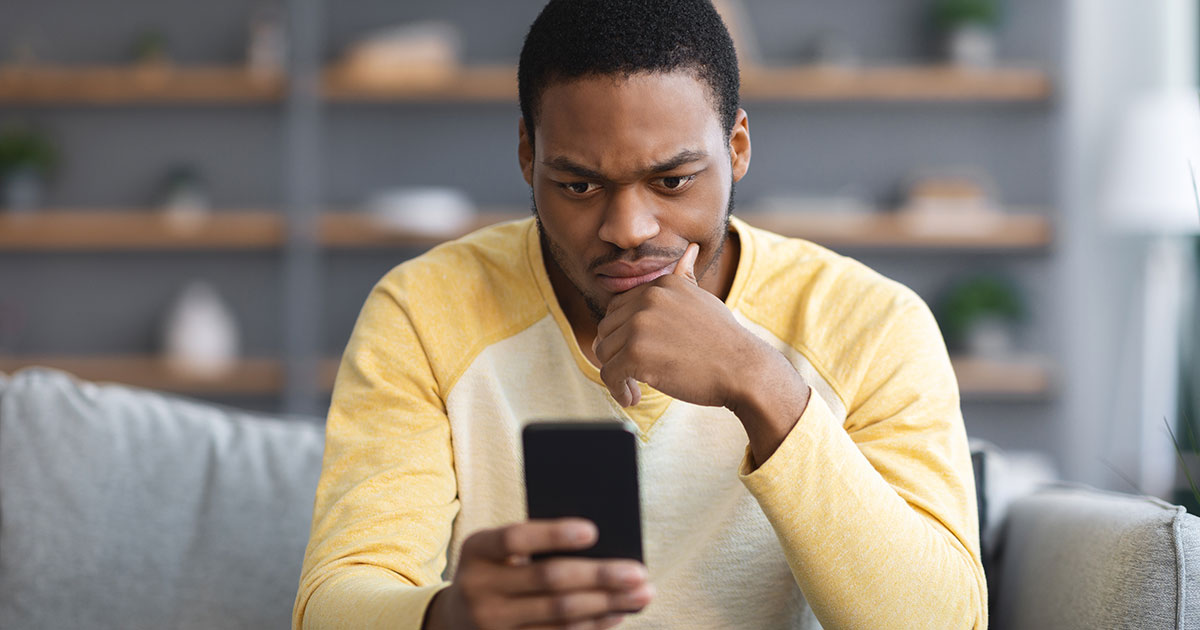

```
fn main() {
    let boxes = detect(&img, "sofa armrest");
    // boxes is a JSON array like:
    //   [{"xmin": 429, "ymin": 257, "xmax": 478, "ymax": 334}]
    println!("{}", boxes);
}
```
[{"xmin": 990, "ymin": 484, "xmax": 1200, "ymax": 630}]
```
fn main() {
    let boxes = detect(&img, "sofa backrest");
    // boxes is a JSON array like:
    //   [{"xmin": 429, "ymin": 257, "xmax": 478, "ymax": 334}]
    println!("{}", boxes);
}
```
[
  {"xmin": 991, "ymin": 484, "xmax": 1200, "ymax": 630},
  {"xmin": 0, "ymin": 368, "xmax": 325, "ymax": 630}
]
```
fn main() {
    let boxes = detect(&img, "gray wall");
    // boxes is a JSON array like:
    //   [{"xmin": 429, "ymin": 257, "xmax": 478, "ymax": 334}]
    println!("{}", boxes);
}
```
[{"xmin": 0, "ymin": 1, "xmax": 1066, "ymax": 457}]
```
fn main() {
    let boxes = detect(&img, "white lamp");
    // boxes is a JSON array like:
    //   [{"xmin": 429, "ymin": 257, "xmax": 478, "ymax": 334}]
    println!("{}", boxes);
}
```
[
  {"xmin": 1101, "ymin": 89, "xmax": 1200, "ymax": 499},
  {"xmin": 1103, "ymin": 90, "xmax": 1200, "ymax": 234}
]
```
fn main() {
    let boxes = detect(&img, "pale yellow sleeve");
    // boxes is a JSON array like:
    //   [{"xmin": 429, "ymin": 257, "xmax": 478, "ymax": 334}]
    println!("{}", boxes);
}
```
[
  {"xmin": 739, "ymin": 299, "xmax": 988, "ymax": 630},
  {"xmin": 293, "ymin": 275, "xmax": 458, "ymax": 630}
]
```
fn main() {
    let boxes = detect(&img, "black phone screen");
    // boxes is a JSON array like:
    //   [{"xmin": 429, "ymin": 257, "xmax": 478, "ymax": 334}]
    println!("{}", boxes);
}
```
[{"xmin": 522, "ymin": 421, "xmax": 643, "ymax": 562}]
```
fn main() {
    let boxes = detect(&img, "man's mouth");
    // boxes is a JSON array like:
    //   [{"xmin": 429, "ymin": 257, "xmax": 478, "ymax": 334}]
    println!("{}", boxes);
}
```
[{"xmin": 594, "ymin": 259, "xmax": 679, "ymax": 293}]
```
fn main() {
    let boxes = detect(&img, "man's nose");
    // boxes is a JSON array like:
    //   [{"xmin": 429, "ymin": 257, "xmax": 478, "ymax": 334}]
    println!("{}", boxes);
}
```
[{"xmin": 597, "ymin": 187, "xmax": 660, "ymax": 250}]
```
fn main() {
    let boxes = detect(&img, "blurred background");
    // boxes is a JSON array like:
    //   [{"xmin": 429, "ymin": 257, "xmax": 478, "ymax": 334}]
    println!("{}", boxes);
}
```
[{"xmin": 1, "ymin": 0, "xmax": 1198, "ymax": 503}]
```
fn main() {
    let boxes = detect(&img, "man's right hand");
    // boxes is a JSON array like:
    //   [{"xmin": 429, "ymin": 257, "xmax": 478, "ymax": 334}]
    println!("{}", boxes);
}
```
[{"xmin": 423, "ymin": 518, "xmax": 654, "ymax": 630}]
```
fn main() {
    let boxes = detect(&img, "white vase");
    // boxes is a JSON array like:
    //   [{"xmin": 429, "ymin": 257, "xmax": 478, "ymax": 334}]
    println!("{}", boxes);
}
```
[
  {"xmin": 964, "ymin": 315, "xmax": 1015, "ymax": 358},
  {"xmin": 2, "ymin": 166, "xmax": 45, "ymax": 212},
  {"xmin": 947, "ymin": 24, "xmax": 997, "ymax": 68},
  {"xmin": 162, "ymin": 281, "xmax": 240, "ymax": 378}
]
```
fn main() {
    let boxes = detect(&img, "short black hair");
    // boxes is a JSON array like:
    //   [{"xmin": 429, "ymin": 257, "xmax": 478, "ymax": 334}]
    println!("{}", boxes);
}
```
[{"xmin": 518, "ymin": 0, "xmax": 740, "ymax": 144}]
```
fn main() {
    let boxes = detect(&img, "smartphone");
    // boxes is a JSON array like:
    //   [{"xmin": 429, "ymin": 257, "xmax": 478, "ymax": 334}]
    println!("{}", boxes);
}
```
[{"xmin": 523, "ymin": 420, "xmax": 643, "ymax": 562}]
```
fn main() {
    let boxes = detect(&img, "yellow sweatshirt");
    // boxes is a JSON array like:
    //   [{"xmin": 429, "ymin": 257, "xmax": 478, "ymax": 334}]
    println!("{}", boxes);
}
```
[{"xmin": 294, "ymin": 216, "xmax": 987, "ymax": 629}]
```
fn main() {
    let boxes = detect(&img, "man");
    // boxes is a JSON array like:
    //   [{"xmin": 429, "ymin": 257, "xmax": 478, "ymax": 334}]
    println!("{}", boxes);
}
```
[{"xmin": 294, "ymin": 0, "xmax": 987, "ymax": 628}]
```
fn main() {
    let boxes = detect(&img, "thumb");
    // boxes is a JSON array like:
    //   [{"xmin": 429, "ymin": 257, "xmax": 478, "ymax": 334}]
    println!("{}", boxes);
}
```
[{"xmin": 673, "ymin": 243, "xmax": 699, "ymax": 284}]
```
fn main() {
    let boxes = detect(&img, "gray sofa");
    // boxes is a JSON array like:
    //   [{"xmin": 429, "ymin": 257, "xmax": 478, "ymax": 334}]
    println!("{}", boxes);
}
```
[{"xmin": 1, "ymin": 367, "xmax": 1197, "ymax": 629}]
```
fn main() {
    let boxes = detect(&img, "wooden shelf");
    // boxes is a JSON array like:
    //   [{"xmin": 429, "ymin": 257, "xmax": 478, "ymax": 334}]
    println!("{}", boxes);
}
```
[
  {"xmin": 323, "ymin": 65, "xmax": 516, "ymax": 103},
  {"xmin": 321, "ymin": 208, "xmax": 1050, "ymax": 251},
  {"xmin": 741, "ymin": 65, "xmax": 1052, "ymax": 102},
  {"xmin": 318, "ymin": 210, "xmax": 526, "ymax": 248},
  {"xmin": 0, "ymin": 208, "xmax": 1050, "ymax": 252},
  {"xmin": 0, "ymin": 356, "xmax": 284, "ymax": 395},
  {"xmin": 739, "ymin": 209, "xmax": 1052, "ymax": 250},
  {"xmin": 0, "ymin": 64, "xmax": 1049, "ymax": 105},
  {"xmin": 0, "ymin": 66, "xmax": 285, "ymax": 104},
  {"xmin": 1, "ymin": 354, "xmax": 1051, "ymax": 400},
  {"xmin": 321, "ymin": 64, "xmax": 1051, "ymax": 103},
  {"xmin": 0, "ymin": 210, "xmax": 285, "ymax": 251},
  {"xmin": 952, "ymin": 355, "xmax": 1053, "ymax": 399}
]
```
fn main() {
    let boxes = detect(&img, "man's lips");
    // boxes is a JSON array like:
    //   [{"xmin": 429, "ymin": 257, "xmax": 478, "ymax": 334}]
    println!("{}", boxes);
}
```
[{"xmin": 594, "ymin": 259, "xmax": 679, "ymax": 293}]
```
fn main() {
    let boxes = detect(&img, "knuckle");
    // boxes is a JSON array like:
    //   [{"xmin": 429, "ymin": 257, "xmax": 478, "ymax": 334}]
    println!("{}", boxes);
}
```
[
  {"xmin": 628, "ymin": 310, "xmax": 652, "ymax": 333},
  {"xmin": 459, "ymin": 570, "xmax": 487, "ymax": 598},
  {"xmin": 500, "ymin": 526, "xmax": 524, "ymax": 554},
  {"xmin": 552, "ymin": 593, "xmax": 581, "ymax": 619},
  {"xmin": 643, "ymin": 284, "xmax": 667, "ymax": 304},
  {"xmin": 535, "ymin": 561, "xmax": 560, "ymax": 590}
]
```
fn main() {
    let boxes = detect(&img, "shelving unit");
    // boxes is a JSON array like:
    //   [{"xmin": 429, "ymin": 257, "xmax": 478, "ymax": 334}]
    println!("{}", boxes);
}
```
[
  {"xmin": 0, "ymin": 354, "xmax": 1050, "ymax": 400},
  {"xmin": 0, "ymin": 1, "xmax": 1065, "ymax": 427},
  {"xmin": 321, "ymin": 64, "xmax": 1052, "ymax": 103},
  {"xmin": 0, "ymin": 208, "xmax": 1052, "ymax": 252},
  {"xmin": 0, "ymin": 66, "xmax": 286, "ymax": 105}
]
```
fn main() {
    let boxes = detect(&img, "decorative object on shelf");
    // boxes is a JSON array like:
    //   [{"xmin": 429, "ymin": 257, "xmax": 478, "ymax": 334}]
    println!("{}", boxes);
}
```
[
  {"xmin": 711, "ymin": 0, "xmax": 761, "ymax": 68},
  {"xmin": 162, "ymin": 281, "xmax": 241, "ymax": 380},
  {"xmin": 334, "ymin": 21, "xmax": 463, "ymax": 88},
  {"xmin": 0, "ymin": 123, "xmax": 58, "ymax": 212},
  {"xmin": 156, "ymin": 164, "xmax": 212, "ymax": 233},
  {"xmin": 799, "ymin": 30, "xmax": 860, "ymax": 69},
  {"xmin": 131, "ymin": 29, "xmax": 171, "ymax": 67},
  {"xmin": 895, "ymin": 169, "xmax": 1004, "ymax": 235},
  {"xmin": 936, "ymin": 274, "xmax": 1025, "ymax": 358},
  {"xmin": 756, "ymin": 192, "xmax": 876, "ymax": 217},
  {"xmin": 931, "ymin": 0, "xmax": 1001, "ymax": 68},
  {"xmin": 246, "ymin": 3, "xmax": 288, "ymax": 79},
  {"xmin": 6, "ymin": 30, "xmax": 41, "ymax": 66},
  {"xmin": 365, "ymin": 187, "xmax": 476, "ymax": 238}
]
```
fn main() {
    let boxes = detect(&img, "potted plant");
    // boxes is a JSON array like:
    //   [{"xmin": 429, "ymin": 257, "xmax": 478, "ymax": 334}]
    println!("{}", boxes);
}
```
[
  {"xmin": 931, "ymin": 0, "xmax": 1001, "ymax": 68},
  {"xmin": 936, "ymin": 274, "xmax": 1025, "ymax": 357},
  {"xmin": 0, "ymin": 124, "xmax": 58, "ymax": 212}
]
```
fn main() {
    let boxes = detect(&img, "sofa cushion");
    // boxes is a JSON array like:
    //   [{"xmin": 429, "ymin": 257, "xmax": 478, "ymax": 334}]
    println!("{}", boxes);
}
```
[
  {"xmin": 0, "ymin": 367, "xmax": 325, "ymax": 630},
  {"xmin": 991, "ymin": 484, "xmax": 1200, "ymax": 630}
]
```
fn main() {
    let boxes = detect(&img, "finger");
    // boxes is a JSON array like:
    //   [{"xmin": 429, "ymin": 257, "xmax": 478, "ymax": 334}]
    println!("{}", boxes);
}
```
[
  {"xmin": 503, "ymin": 583, "xmax": 655, "ymax": 628},
  {"xmin": 593, "ymin": 320, "xmax": 631, "ymax": 365},
  {"xmin": 672, "ymin": 242, "xmax": 699, "ymax": 284},
  {"xmin": 464, "ymin": 520, "xmax": 597, "ymax": 562},
  {"xmin": 626, "ymin": 378, "xmax": 641, "ymax": 406},
  {"xmin": 599, "ymin": 359, "xmax": 639, "ymax": 408},
  {"xmin": 499, "ymin": 558, "xmax": 648, "ymax": 595}
]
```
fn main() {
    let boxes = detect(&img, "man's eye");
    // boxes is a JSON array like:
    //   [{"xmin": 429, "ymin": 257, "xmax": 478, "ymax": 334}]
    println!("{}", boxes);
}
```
[
  {"xmin": 659, "ymin": 175, "xmax": 695, "ymax": 190},
  {"xmin": 562, "ymin": 182, "xmax": 597, "ymax": 195}
]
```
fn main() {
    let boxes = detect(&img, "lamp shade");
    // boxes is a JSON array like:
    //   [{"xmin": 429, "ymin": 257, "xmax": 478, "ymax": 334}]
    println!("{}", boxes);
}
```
[{"xmin": 1102, "ymin": 90, "xmax": 1200, "ymax": 234}]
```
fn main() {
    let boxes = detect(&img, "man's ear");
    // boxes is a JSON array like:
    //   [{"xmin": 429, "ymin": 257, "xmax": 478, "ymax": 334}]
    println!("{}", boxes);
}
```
[
  {"xmin": 518, "ymin": 117, "xmax": 535, "ymax": 186},
  {"xmin": 729, "ymin": 109, "xmax": 751, "ymax": 183}
]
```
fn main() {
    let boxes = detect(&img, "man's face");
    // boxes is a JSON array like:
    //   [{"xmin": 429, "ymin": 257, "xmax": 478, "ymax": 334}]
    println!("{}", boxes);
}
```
[{"xmin": 519, "ymin": 71, "xmax": 750, "ymax": 321}]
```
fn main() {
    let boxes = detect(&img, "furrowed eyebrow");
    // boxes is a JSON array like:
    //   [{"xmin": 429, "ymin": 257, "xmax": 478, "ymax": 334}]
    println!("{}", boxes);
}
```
[
  {"xmin": 540, "ymin": 157, "xmax": 604, "ymax": 180},
  {"xmin": 646, "ymin": 150, "xmax": 708, "ymax": 174},
  {"xmin": 540, "ymin": 149, "xmax": 709, "ymax": 181}
]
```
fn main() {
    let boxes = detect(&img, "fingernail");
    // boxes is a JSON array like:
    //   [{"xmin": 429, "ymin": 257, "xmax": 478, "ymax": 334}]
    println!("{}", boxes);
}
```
[
  {"xmin": 617, "ymin": 583, "xmax": 655, "ymax": 608},
  {"xmin": 616, "ymin": 564, "xmax": 646, "ymax": 585},
  {"xmin": 570, "ymin": 522, "xmax": 596, "ymax": 544}
]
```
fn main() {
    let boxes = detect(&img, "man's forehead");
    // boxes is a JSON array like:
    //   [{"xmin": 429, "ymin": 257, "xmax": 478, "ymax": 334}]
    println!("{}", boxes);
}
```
[
  {"xmin": 535, "ymin": 71, "xmax": 722, "ymax": 135},
  {"xmin": 533, "ymin": 71, "xmax": 724, "ymax": 173}
]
